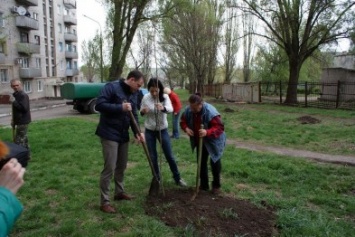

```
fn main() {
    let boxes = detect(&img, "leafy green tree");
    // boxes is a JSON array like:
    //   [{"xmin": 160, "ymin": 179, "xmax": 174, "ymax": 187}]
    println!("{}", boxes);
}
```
[{"xmin": 237, "ymin": 0, "xmax": 355, "ymax": 104}]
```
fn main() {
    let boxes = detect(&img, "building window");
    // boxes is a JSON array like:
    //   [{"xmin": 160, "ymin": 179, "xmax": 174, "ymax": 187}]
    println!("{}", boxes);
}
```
[
  {"xmin": 33, "ymin": 12, "xmax": 38, "ymax": 20},
  {"xmin": 58, "ymin": 23, "xmax": 62, "ymax": 33},
  {"xmin": 0, "ymin": 13, "xmax": 4, "ymax": 27},
  {"xmin": 36, "ymin": 58, "xmax": 41, "ymax": 68},
  {"xmin": 23, "ymin": 81, "xmax": 31, "ymax": 93},
  {"xmin": 0, "ymin": 42, "xmax": 6, "ymax": 54},
  {"xmin": 21, "ymin": 58, "xmax": 29, "ymax": 68},
  {"xmin": 34, "ymin": 35, "xmax": 40, "ymax": 45},
  {"xmin": 57, "ymin": 4, "xmax": 61, "ymax": 15},
  {"xmin": 37, "ymin": 80, "xmax": 43, "ymax": 92},
  {"xmin": 0, "ymin": 69, "xmax": 9, "ymax": 82},
  {"xmin": 20, "ymin": 32, "xmax": 29, "ymax": 43}
]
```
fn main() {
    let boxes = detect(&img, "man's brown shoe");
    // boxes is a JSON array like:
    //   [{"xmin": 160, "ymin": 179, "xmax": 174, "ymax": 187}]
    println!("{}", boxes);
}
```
[
  {"xmin": 114, "ymin": 193, "xmax": 134, "ymax": 201},
  {"xmin": 100, "ymin": 204, "xmax": 116, "ymax": 214}
]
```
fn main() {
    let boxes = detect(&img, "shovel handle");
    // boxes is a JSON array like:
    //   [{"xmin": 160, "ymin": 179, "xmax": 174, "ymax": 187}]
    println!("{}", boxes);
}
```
[
  {"xmin": 127, "ymin": 109, "xmax": 159, "ymax": 180},
  {"xmin": 191, "ymin": 124, "xmax": 204, "ymax": 201}
]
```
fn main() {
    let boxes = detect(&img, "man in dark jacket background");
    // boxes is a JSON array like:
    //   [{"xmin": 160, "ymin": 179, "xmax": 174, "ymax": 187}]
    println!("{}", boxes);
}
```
[
  {"xmin": 95, "ymin": 70, "xmax": 145, "ymax": 214},
  {"xmin": 10, "ymin": 79, "xmax": 31, "ymax": 157}
]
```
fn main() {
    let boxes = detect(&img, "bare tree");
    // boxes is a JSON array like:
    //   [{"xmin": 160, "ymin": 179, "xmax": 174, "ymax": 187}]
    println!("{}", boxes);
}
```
[
  {"xmin": 128, "ymin": 21, "xmax": 154, "ymax": 81},
  {"xmin": 161, "ymin": 0, "xmax": 224, "ymax": 94},
  {"xmin": 81, "ymin": 35, "xmax": 101, "ymax": 82},
  {"xmin": 242, "ymin": 7, "xmax": 254, "ymax": 82},
  {"xmin": 223, "ymin": 6, "xmax": 240, "ymax": 83},
  {"xmin": 237, "ymin": 0, "xmax": 355, "ymax": 104}
]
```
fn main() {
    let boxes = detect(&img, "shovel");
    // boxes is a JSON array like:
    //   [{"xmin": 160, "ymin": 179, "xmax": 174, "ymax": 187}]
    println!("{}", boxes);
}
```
[
  {"xmin": 11, "ymin": 106, "xmax": 15, "ymax": 143},
  {"xmin": 127, "ymin": 110, "xmax": 160, "ymax": 196},
  {"xmin": 191, "ymin": 125, "xmax": 204, "ymax": 201}
]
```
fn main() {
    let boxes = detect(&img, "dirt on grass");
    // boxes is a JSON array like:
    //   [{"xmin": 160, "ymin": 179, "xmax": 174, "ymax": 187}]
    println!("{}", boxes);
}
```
[{"xmin": 145, "ymin": 188, "xmax": 278, "ymax": 237}]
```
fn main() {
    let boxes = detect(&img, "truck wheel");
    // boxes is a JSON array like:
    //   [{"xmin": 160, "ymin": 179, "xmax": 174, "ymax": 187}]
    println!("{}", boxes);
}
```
[
  {"xmin": 89, "ymin": 100, "xmax": 98, "ymax": 114},
  {"xmin": 76, "ymin": 105, "xmax": 86, "ymax": 113}
]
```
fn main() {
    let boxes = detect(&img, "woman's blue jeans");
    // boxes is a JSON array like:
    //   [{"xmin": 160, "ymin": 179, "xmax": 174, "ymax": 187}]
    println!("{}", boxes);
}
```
[{"xmin": 145, "ymin": 128, "xmax": 181, "ymax": 183}]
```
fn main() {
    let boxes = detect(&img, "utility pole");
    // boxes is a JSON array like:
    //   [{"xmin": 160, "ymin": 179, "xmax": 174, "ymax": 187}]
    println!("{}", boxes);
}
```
[{"xmin": 83, "ymin": 14, "xmax": 104, "ymax": 83}]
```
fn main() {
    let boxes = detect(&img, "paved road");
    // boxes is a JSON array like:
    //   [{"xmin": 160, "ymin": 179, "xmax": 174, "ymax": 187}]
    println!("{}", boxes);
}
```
[{"xmin": 0, "ymin": 104, "xmax": 86, "ymax": 127}]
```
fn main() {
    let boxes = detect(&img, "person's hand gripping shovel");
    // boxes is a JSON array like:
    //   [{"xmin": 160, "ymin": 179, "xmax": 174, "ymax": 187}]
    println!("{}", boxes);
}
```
[
  {"xmin": 126, "ymin": 103, "xmax": 160, "ymax": 196},
  {"xmin": 191, "ymin": 124, "xmax": 204, "ymax": 201}
]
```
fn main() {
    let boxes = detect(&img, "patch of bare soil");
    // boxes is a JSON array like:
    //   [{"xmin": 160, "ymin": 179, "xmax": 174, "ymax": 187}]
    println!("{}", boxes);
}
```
[
  {"xmin": 297, "ymin": 115, "xmax": 321, "ymax": 124},
  {"xmin": 145, "ymin": 188, "xmax": 277, "ymax": 237}
]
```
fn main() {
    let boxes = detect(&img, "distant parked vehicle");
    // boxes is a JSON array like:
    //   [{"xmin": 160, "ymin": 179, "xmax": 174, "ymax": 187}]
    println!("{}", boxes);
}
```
[
  {"xmin": 60, "ymin": 82, "xmax": 148, "ymax": 114},
  {"xmin": 61, "ymin": 82, "xmax": 105, "ymax": 114}
]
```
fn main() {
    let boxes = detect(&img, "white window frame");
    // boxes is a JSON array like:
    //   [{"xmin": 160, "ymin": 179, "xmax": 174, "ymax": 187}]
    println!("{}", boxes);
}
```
[
  {"xmin": 33, "ymin": 12, "xmax": 38, "ymax": 20},
  {"xmin": 21, "ymin": 58, "xmax": 29, "ymax": 68},
  {"xmin": 37, "ymin": 80, "xmax": 43, "ymax": 92},
  {"xmin": 0, "ymin": 69, "xmax": 9, "ymax": 83},
  {"xmin": 23, "ymin": 81, "xmax": 31, "ymax": 93},
  {"xmin": 36, "ymin": 58, "xmax": 41, "ymax": 68}
]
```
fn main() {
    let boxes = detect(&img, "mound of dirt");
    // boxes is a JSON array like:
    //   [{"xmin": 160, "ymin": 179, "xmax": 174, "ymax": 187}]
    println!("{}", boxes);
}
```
[
  {"xmin": 297, "ymin": 116, "xmax": 321, "ymax": 124},
  {"xmin": 145, "ymin": 188, "xmax": 277, "ymax": 237},
  {"xmin": 224, "ymin": 107, "xmax": 235, "ymax": 113}
]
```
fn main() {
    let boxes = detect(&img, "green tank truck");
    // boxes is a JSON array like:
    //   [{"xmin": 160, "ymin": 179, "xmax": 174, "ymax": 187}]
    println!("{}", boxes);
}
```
[
  {"xmin": 60, "ymin": 82, "xmax": 105, "ymax": 114},
  {"xmin": 60, "ymin": 82, "xmax": 148, "ymax": 114}
]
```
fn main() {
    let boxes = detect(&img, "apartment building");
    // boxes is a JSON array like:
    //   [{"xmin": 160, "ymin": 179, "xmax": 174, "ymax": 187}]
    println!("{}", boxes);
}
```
[{"xmin": 0, "ymin": 0, "xmax": 78, "ymax": 103}]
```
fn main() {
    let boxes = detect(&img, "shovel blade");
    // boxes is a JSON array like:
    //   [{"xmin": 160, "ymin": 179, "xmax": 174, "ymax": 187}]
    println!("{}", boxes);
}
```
[{"xmin": 148, "ymin": 177, "xmax": 160, "ymax": 196}]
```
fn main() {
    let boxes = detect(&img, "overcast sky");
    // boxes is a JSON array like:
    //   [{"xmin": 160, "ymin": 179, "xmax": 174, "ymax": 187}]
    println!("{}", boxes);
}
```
[
  {"xmin": 74, "ymin": 1, "xmax": 350, "ymax": 68},
  {"xmin": 76, "ymin": 0, "xmax": 106, "ymax": 66}
]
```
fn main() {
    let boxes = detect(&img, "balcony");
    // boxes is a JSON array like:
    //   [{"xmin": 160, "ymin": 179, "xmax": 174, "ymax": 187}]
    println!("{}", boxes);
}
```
[
  {"xmin": 63, "ymin": 0, "xmax": 76, "ymax": 9},
  {"xmin": 66, "ymin": 68, "xmax": 79, "ymax": 76},
  {"xmin": 17, "ymin": 42, "xmax": 40, "ymax": 55},
  {"xmin": 19, "ymin": 67, "xmax": 42, "ymax": 78},
  {"xmin": 63, "ymin": 15, "xmax": 77, "ymax": 25},
  {"xmin": 65, "ymin": 51, "xmax": 78, "ymax": 59},
  {"xmin": 0, "ymin": 53, "xmax": 5, "ymax": 64},
  {"xmin": 15, "ymin": 0, "xmax": 38, "ymax": 6},
  {"xmin": 64, "ymin": 32, "xmax": 77, "ymax": 42},
  {"xmin": 15, "ymin": 16, "xmax": 39, "ymax": 30}
]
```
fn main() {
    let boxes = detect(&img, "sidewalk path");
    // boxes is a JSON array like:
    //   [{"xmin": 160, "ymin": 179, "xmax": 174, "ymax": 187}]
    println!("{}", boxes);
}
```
[
  {"xmin": 227, "ymin": 140, "xmax": 355, "ymax": 166},
  {"xmin": 0, "ymin": 99, "xmax": 66, "ymax": 118},
  {"xmin": 1, "ymin": 99, "xmax": 354, "ymax": 166}
]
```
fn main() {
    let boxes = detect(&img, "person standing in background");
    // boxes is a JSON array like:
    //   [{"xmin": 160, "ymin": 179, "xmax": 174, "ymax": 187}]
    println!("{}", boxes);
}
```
[
  {"xmin": 10, "ymin": 79, "xmax": 31, "ymax": 159},
  {"xmin": 164, "ymin": 88, "xmax": 182, "ymax": 139}
]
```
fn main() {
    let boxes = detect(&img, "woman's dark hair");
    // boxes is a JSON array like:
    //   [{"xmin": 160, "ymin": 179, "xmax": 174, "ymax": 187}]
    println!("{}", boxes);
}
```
[
  {"xmin": 147, "ymin": 78, "xmax": 165, "ymax": 102},
  {"xmin": 188, "ymin": 93, "xmax": 203, "ymax": 104}
]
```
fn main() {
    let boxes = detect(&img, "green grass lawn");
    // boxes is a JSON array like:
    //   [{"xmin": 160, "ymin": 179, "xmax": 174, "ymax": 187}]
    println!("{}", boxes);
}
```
[{"xmin": 0, "ymin": 94, "xmax": 354, "ymax": 236}]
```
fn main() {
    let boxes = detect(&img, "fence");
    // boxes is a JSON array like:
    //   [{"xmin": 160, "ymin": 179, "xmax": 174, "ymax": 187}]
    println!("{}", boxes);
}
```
[
  {"xmin": 204, "ymin": 82, "xmax": 260, "ymax": 103},
  {"xmin": 204, "ymin": 81, "xmax": 355, "ymax": 110}
]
